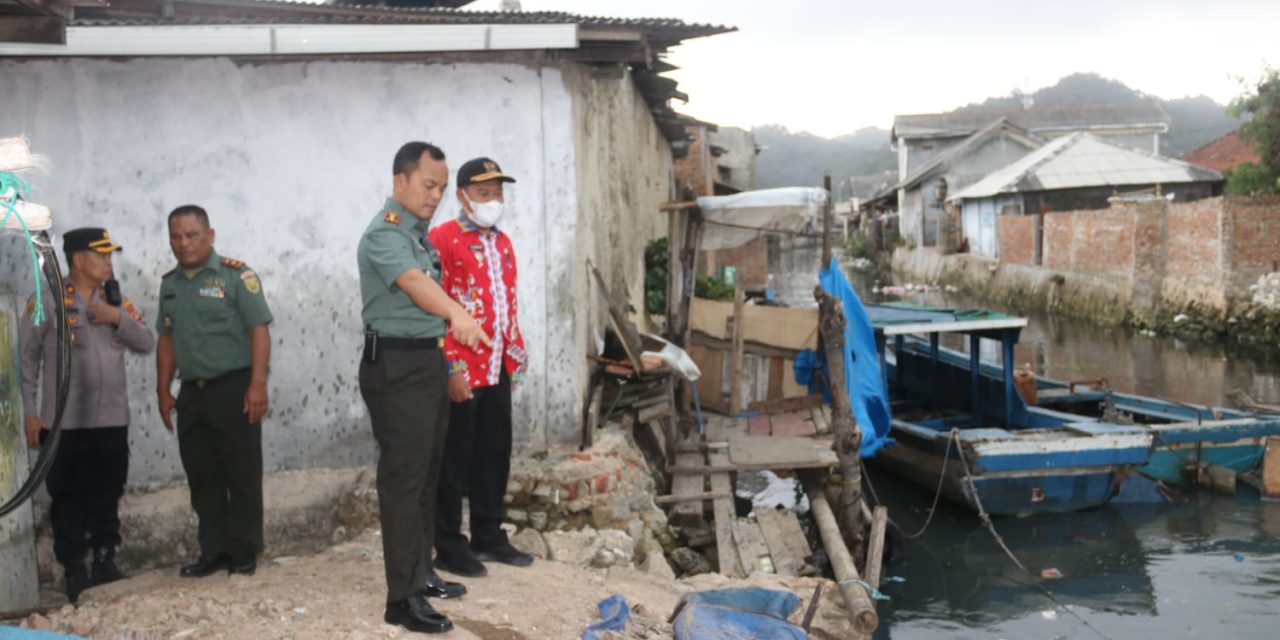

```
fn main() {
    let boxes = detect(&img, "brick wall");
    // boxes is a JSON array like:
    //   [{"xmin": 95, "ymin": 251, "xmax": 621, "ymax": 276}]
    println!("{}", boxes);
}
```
[
  {"xmin": 1228, "ymin": 195, "xmax": 1280, "ymax": 292},
  {"xmin": 1042, "ymin": 209, "xmax": 1135, "ymax": 275},
  {"xmin": 1165, "ymin": 198, "xmax": 1223, "ymax": 280},
  {"xmin": 996, "ymin": 196, "xmax": 1280, "ymax": 313},
  {"xmin": 997, "ymin": 215, "xmax": 1035, "ymax": 265}
]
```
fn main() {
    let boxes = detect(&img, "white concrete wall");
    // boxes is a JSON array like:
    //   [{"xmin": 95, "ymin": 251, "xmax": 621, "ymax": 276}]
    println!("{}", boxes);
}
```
[{"xmin": 0, "ymin": 57, "xmax": 583, "ymax": 484}]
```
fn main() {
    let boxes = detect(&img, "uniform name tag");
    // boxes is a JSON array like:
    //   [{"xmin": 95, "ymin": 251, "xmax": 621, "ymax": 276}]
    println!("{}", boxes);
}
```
[{"xmin": 198, "ymin": 287, "xmax": 226, "ymax": 299}]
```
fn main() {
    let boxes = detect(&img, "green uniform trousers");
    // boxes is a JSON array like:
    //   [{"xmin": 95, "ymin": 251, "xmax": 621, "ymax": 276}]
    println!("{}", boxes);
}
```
[
  {"xmin": 359, "ymin": 346, "xmax": 450, "ymax": 603},
  {"xmin": 176, "ymin": 368, "xmax": 264, "ymax": 559}
]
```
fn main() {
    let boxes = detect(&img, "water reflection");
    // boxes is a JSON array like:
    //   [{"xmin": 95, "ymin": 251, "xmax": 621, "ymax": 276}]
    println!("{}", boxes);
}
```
[{"xmin": 870, "ymin": 464, "xmax": 1280, "ymax": 640}]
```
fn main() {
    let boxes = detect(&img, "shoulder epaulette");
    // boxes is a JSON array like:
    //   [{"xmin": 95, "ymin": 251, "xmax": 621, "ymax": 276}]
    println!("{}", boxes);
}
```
[
  {"xmin": 162, "ymin": 267, "xmax": 177, "ymax": 278},
  {"xmin": 221, "ymin": 257, "xmax": 246, "ymax": 270},
  {"xmin": 383, "ymin": 210, "xmax": 402, "ymax": 225}
]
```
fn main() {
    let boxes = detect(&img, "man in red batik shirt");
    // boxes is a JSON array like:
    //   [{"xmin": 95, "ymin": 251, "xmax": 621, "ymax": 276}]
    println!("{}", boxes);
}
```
[{"xmin": 430, "ymin": 157, "xmax": 532, "ymax": 577}]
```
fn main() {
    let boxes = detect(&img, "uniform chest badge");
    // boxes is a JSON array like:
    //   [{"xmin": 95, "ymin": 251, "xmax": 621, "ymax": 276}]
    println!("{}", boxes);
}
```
[{"xmin": 198, "ymin": 286, "xmax": 226, "ymax": 299}]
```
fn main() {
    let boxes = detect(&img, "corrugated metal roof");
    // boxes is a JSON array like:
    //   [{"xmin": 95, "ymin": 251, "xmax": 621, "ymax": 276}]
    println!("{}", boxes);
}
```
[
  {"xmin": 69, "ymin": 0, "xmax": 734, "ymax": 39},
  {"xmin": 949, "ymin": 132, "xmax": 1223, "ymax": 201},
  {"xmin": 894, "ymin": 102, "xmax": 1170, "ymax": 140},
  {"xmin": 890, "ymin": 118, "xmax": 1041, "ymax": 192}
]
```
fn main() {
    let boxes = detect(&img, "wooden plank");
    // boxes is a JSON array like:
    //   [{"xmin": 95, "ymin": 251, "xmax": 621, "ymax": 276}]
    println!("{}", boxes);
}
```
[
  {"xmin": 748, "ymin": 414, "xmax": 771, "ymax": 436},
  {"xmin": 669, "ymin": 449, "xmax": 709, "ymax": 527},
  {"xmin": 675, "ymin": 441, "xmax": 728, "ymax": 453},
  {"xmin": 729, "ymin": 434, "xmax": 824, "ymax": 467},
  {"xmin": 729, "ymin": 280, "xmax": 746, "ymax": 415},
  {"xmin": 1265, "ymin": 436, "xmax": 1280, "ymax": 499},
  {"xmin": 669, "ymin": 464, "xmax": 740, "ymax": 475},
  {"xmin": 688, "ymin": 331, "xmax": 803, "ymax": 360},
  {"xmin": 748, "ymin": 394, "xmax": 825, "ymax": 414},
  {"xmin": 864, "ymin": 506, "xmax": 888, "ymax": 589},
  {"xmin": 655, "ymin": 491, "xmax": 731, "ymax": 505},
  {"xmin": 811, "ymin": 405, "xmax": 831, "ymax": 435},
  {"xmin": 755, "ymin": 507, "xmax": 805, "ymax": 577},
  {"xmin": 732, "ymin": 518, "xmax": 775, "ymax": 576},
  {"xmin": 672, "ymin": 439, "xmax": 838, "ymax": 473},
  {"xmin": 590, "ymin": 263, "xmax": 646, "ymax": 374},
  {"xmin": 688, "ymin": 343, "xmax": 728, "ymax": 413},
  {"xmin": 660, "ymin": 200, "xmax": 701, "ymax": 212},
  {"xmin": 767, "ymin": 356, "xmax": 786, "ymax": 401},
  {"xmin": 709, "ymin": 451, "xmax": 742, "ymax": 577},
  {"xmin": 768, "ymin": 410, "xmax": 817, "ymax": 437},
  {"xmin": 690, "ymin": 298, "xmax": 820, "ymax": 352},
  {"xmin": 0, "ymin": 15, "xmax": 65, "ymax": 45}
]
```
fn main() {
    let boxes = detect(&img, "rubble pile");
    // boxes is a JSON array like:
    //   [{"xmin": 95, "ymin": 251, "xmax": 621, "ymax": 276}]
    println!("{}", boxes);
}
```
[{"xmin": 1251, "ymin": 272, "xmax": 1280, "ymax": 310}]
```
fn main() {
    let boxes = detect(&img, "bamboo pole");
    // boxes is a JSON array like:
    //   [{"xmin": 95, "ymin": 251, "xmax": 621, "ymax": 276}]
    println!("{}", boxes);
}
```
[
  {"xmin": 807, "ymin": 479, "xmax": 878, "ymax": 635},
  {"xmin": 815, "ymin": 286, "xmax": 865, "ymax": 561},
  {"xmin": 822, "ymin": 170, "xmax": 833, "ymax": 267},
  {"xmin": 864, "ymin": 506, "xmax": 888, "ymax": 589},
  {"xmin": 729, "ymin": 278, "xmax": 746, "ymax": 415}
]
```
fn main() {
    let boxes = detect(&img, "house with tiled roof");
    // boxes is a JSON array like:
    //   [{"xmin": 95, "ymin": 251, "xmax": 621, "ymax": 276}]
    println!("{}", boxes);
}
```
[
  {"xmin": 0, "ymin": 0, "xmax": 734, "ymax": 480},
  {"xmin": 1181, "ymin": 130, "xmax": 1260, "ymax": 173}
]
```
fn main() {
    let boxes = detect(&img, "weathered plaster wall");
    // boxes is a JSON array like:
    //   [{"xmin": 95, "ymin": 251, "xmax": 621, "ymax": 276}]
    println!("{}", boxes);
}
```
[
  {"xmin": 0, "ymin": 57, "xmax": 579, "ymax": 483},
  {"xmin": 564, "ymin": 63, "xmax": 673, "ymax": 444}
]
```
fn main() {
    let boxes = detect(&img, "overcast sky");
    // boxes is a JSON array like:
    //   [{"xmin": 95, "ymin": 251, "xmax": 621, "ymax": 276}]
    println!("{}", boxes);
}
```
[{"xmin": 472, "ymin": 0, "xmax": 1278, "ymax": 137}]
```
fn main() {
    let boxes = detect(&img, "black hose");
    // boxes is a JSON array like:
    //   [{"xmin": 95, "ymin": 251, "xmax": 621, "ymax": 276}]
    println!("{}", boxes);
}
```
[{"xmin": 0, "ymin": 232, "xmax": 72, "ymax": 518}]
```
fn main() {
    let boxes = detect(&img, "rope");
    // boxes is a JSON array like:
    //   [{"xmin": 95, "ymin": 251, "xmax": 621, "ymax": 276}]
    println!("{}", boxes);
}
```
[
  {"xmin": 954, "ymin": 443, "xmax": 1113, "ymax": 640},
  {"xmin": 904, "ymin": 427, "xmax": 959, "ymax": 539},
  {"xmin": 838, "ymin": 578, "xmax": 890, "ymax": 601},
  {"xmin": 0, "ymin": 171, "xmax": 46, "ymax": 325}
]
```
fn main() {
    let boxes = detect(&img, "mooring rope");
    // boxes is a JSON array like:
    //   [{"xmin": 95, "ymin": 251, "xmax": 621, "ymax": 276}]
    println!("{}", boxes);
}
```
[
  {"xmin": 955, "ymin": 442, "xmax": 1114, "ymax": 640},
  {"xmin": 904, "ymin": 427, "xmax": 959, "ymax": 539}
]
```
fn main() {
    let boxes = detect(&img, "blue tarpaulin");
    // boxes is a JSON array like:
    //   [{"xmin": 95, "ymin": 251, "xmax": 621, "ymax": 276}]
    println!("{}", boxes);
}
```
[
  {"xmin": 672, "ymin": 588, "xmax": 806, "ymax": 640},
  {"xmin": 582, "ymin": 594, "xmax": 630, "ymax": 640},
  {"xmin": 796, "ymin": 258, "xmax": 893, "ymax": 457}
]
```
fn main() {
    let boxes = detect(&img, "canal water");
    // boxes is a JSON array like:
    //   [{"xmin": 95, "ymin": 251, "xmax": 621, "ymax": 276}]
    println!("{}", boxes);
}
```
[{"xmin": 851, "ymin": 275, "xmax": 1280, "ymax": 639}]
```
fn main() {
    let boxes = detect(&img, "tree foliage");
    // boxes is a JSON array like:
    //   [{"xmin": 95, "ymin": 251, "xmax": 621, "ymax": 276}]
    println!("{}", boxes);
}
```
[{"xmin": 1228, "ymin": 68, "xmax": 1280, "ymax": 194}]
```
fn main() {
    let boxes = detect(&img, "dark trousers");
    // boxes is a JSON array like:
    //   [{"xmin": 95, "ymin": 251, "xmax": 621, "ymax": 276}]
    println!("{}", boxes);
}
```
[
  {"xmin": 43, "ymin": 426, "xmax": 129, "ymax": 567},
  {"xmin": 176, "ymin": 368, "xmax": 264, "ymax": 560},
  {"xmin": 436, "ymin": 373, "xmax": 513, "ymax": 553},
  {"xmin": 359, "ymin": 347, "xmax": 450, "ymax": 603}
]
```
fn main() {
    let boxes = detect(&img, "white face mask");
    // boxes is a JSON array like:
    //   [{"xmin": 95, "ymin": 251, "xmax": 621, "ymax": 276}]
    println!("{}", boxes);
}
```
[{"xmin": 463, "ymin": 192, "xmax": 505, "ymax": 228}]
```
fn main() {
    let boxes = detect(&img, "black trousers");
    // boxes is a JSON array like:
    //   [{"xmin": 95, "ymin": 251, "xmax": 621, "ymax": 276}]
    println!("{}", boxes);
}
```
[
  {"xmin": 359, "ymin": 346, "xmax": 450, "ymax": 603},
  {"xmin": 43, "ymin": 426, "xmax": 129, "ymax": 567},
  {"xmin": 176, "ymin": 369, "xmax": 264, "ymax": 560},
  {"xmin": 436, "ymin": 373, "xmax": 513, "ymax": 553}
]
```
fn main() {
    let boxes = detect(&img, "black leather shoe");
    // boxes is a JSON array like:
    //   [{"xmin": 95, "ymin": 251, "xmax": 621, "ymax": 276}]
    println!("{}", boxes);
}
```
[
  {"xmin": 228, "ymin": 553, "xmax": 256, "ymax": 576},
  {"xmin": 64, "ymin": 563, "xmax": 89, "ymax": 604},
  {"xmin": 179, "ymin": 554, "xmax": 228, "ymax": 578},
  {"xmin": 384, "ymin": 595, "xmax": 453, "ymax": 634},
  {"xmin": 90, "ymin": 545, "xmax": 126, "ymax": 586},
  {"xmin": 435, "ymin": 548, "xmax": 488, "ymax": 578},
  {"xmin": 473, "ymin": 542, "xmax": 534, "ymax": 567},
  {"xmin": 421, "ymin": 571, "xmax": 466, "ymax": 600}
]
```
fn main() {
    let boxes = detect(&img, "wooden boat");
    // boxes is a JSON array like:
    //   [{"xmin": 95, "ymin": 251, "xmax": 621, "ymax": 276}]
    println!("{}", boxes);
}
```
[{"xmin": 864, "ymin": 303, "xmax": 1280, "ymax": 514}]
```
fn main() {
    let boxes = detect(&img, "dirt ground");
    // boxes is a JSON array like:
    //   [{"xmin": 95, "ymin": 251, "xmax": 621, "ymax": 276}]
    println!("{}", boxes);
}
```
[{"xmin": 10, "ymin": 528, "xmax": 859, "ymax": 639}]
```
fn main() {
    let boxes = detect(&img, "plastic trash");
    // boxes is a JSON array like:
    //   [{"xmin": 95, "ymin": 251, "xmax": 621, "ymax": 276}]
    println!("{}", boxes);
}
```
[
  {"xmin": 582, "ymin": 594, "xmax": 630, "ymax": 640},
  {"xmin": 1041, "ymin": 568, "xmax": 1063, "ymax": 579}
]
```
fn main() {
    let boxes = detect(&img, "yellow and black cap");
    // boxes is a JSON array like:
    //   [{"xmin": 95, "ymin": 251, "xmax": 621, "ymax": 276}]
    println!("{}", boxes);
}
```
[
  {"xmin": 63, "ymin": 227, "xmax": 123, "ymax": 256},
  {"xmin": 457, "ymin": 157, "xmax": 516, "ymax": 187}
]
